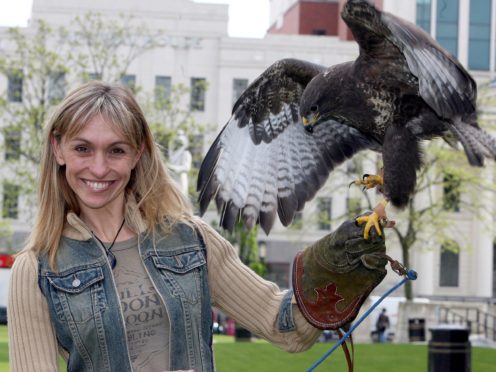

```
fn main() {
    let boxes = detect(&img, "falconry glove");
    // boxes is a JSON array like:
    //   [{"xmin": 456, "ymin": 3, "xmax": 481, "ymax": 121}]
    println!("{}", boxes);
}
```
[{"xmin": 293, "ymin": 215, "xmax": 387, "ymax": 330}]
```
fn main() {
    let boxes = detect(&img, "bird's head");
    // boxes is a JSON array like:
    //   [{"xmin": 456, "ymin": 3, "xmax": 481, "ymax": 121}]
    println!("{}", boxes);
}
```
[
  {"xmin": 300, "ymin": 72, "xmax": 340, "ymax": 133},
  {"xmin": 341, "ymin": 0, "xmax": 382, "ymax": 31}
]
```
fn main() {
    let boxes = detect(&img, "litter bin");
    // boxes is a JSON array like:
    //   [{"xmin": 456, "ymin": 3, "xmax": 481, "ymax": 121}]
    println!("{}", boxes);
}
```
[
  {"xmin": 428, "ymin": 325, "xmax": 471, "ymax": 372},
  {"xmin": 408, "ymin": 318, "xmax": 425, "ymax": 341}
]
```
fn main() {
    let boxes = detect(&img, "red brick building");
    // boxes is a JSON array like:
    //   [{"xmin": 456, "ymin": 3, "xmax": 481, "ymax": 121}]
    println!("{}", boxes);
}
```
[{"xmin": 268, "ymin": 0, "xmax": 383, "ymax": 41}]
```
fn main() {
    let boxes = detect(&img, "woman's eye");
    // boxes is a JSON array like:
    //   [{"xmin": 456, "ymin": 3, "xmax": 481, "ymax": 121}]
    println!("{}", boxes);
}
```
[
  {"xmin": 111, "ymin": 148, "xmax": 125, "ymax": 155},
  {"xmin": 74, "ymin": 146, "xmax": 88, "ymax": 153}
]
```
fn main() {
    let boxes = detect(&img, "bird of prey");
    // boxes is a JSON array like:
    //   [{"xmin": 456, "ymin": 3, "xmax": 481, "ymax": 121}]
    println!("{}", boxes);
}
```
[{"xmin": 198, "ymin": 0, "xmax": 496, "ymax": 238}]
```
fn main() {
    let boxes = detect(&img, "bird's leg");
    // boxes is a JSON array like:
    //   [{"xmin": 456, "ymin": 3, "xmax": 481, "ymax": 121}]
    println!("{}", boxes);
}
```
[
  {"xmin": 356, "ymin": 199, "xmax": 395, "ymax": 239},
  {"xmin": 349, "ymin": 168, "xmax": 384, "ymax": 192}
]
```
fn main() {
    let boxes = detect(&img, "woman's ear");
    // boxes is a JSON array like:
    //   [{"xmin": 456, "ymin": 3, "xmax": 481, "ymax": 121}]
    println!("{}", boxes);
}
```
[{"xmin": 50, "ymin": 135, "xmax": 66, "ymax": 166}]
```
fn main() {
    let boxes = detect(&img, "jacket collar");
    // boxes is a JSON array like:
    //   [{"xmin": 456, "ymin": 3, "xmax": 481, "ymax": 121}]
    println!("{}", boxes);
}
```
[{"xmin": 62, "ymin": 194, "xmax": 147, "ymax": 241}]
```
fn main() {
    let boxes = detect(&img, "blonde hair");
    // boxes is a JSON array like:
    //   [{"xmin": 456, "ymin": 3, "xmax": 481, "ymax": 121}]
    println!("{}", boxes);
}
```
[{"xmin": 26, "ymin": 81, "xmax": 193, "ymax": 265}]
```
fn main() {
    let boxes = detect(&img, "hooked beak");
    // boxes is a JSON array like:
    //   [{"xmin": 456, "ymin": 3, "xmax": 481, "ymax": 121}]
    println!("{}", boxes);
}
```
[{"xmin": 302, "ymin": 115, "xmax": 318, "ymax": 133}]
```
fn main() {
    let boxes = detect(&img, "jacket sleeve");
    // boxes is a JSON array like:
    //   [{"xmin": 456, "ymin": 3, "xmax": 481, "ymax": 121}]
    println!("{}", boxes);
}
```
[
  {"xmin": 8, "ymin": 250, "xmax": 60, "ymax": 372},
  {"xmin": 192, "ymin": 217, "xmax": 321, "ymax": 352}
]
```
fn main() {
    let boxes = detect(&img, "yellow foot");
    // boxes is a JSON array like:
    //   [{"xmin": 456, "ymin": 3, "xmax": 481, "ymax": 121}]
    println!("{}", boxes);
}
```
[
  {"xmin": 356, "ymin": 212, "xmax": 383, "ymax": 240},
  {"xmin": 349, "ymin": 174, "xmax": 384, "ymax": 191}
]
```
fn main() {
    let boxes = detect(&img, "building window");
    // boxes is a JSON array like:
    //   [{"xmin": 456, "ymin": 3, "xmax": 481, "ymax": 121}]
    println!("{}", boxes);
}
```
[
  {"xmin": 8, "ymin": 70, "xmax": 23, "ymax": 103},
  {"xmin": 312, "ymin": 29, "xmax": 327, "ymax": 36},
  {"xmin": 190, "ymin": 77, "xmax": 206, "ymax": 111},
  {"xmin": 120, "ymin": 74, "xmax": 136, "ymax": 91},
  {"xmin": 155, "ymin": 76, "xmax": 172, "ymax": 106},
  {"xmin": 439, "ymin": 241, "xmax": 459, "ymax": 287},
  {"xmin": 4, "ymin": 129, "xmax": 20, "ymax": 161},
  {"xmin": 436, "ymin": 0, "xmax": 459, "ymax": 57},
  {"xmin": 2, "ymin": 183, "xmax": 19, "ymax": 219},
  {"xmin": 232, "ymin": 78, "xmax": 248, "ymax": 106},
  {"xmin": 416, "ymin": 0, "xmax": 432, "ymax": 33},
  {"xmin": 443, "ymin": 172, "xmax": 461, "ymax": 212},
  {"xmin": 48, "ymin": 71, "xmax": 66, "ymax": 103},
  {"xmin": 265, "ymin": 262, "xmax": 290, "ymax": 288},
  {"xmin": 468, "ymin": 0, "xmax": 491, "ymax": 71},
  {"xmin": 318, "ymin": 197, "xmax": 332, "ymax": 230}
]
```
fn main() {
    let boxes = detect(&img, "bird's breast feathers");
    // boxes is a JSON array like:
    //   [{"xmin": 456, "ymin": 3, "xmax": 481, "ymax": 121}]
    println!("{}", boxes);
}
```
[{"xmin": 353, "ymin": 83, "xmax": 395, "ymax": 136}]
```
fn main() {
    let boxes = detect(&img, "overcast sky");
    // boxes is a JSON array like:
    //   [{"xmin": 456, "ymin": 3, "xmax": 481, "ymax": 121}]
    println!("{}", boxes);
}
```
[{"xmin": 0, "ymin": 0, "xmax": 270, "ymax": 38}]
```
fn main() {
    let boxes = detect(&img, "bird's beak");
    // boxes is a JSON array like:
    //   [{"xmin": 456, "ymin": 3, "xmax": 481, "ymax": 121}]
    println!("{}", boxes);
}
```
[{"xmin": 302, "ymin": 116, "xmax": 317, "ymax": 133}]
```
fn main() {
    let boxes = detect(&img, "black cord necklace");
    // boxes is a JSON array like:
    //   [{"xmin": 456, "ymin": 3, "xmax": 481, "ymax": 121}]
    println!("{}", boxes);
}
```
[{"xmin": 93, "ymin": 218, "xmax": 126, "ymax": 269}]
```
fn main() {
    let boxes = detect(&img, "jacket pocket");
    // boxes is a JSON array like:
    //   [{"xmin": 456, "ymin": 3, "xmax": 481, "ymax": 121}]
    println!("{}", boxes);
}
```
[
  {"xmin": 152, "ymin": 249, "xmax": 206, "ymax": 304},
  {"xmin": 46, "ymin": 266, "xmax": 107, "ymax": 323}
]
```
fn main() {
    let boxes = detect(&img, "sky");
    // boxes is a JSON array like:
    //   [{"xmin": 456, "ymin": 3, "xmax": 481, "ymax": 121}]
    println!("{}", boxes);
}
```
[{"xmin": 0, "ymin": 0, "xmax": 270, "ymax": 38}]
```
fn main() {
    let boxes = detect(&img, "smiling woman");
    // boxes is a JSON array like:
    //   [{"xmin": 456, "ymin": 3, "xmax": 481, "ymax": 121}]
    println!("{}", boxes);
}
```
[{"xmin": 6, "ymin": 81, "xmax": 329, "ymax": 372}]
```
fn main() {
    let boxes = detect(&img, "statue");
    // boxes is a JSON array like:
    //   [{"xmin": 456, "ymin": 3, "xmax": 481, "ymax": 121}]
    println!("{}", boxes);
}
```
[{"xmin": 168, "ymin": 131, "xmax": 192, "ymax": 195}]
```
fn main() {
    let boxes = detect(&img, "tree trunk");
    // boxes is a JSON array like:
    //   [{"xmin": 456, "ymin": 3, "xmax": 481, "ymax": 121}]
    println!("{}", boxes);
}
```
[{"xmin": 401, "ymin": 240, "xmax": 413, "ymax": 300}]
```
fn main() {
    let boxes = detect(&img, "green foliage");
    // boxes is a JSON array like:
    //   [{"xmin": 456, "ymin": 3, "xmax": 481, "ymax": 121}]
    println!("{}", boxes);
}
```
[
  {"xmin": 0, "ymin": 12, "xmax": 210, "ymax": 226},
  {"xmin": 333, "ymin": 131, "xmax": 496, "ymax": 300},
  {"xmin": 213, "ymin": 220, "xmax": 267, "ymax": 276},
  {"xmin": 67, "ymin": 12, "xmax": 167, "ymax": 83}
]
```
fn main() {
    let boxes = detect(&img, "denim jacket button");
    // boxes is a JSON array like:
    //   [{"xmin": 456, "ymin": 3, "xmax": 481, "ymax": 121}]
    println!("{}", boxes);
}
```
[{"xmin": 72, "ymin": 278, "xmax": 81, "ymax": 287}]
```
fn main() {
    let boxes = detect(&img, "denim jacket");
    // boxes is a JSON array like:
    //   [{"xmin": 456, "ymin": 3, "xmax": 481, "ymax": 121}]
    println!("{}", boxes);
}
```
[{"xmin": 38, "ymin": 222, "xmax": 213, "ymax": 372}]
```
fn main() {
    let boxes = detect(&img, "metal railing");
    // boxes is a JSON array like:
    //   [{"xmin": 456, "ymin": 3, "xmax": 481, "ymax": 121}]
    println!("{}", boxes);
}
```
[{"xmin": 439, "ymin": 307, "xmax": 496, "ymax": 341}]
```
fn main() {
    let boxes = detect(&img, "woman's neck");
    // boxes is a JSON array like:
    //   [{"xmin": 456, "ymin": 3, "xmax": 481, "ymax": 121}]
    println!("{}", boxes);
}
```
[{"xmin": 79, "ymin": 208, "xmax": 134, "ymax": 242}]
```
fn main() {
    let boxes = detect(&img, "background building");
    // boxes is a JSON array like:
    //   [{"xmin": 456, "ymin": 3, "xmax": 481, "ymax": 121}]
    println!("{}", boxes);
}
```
[{"xmin": 0, "ymin": 0, "xmax": 495, "ymax": 342}]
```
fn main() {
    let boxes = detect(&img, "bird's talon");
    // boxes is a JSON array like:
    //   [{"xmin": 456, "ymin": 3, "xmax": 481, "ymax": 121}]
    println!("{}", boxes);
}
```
[{"xmin": 356, "ymin": 212, "xmax": 383, "ymax": 239}]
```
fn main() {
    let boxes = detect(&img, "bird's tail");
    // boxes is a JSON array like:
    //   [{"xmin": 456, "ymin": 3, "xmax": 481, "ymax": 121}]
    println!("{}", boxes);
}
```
[{"xmin": 448, "ymin": 117, "xmax": 496, "ymax": 166}]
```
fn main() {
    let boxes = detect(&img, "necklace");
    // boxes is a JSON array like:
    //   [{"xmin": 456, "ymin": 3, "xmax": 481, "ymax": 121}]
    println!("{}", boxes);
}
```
[{"xmin": 92, "ymin": 219, "xmax": 126, "ymax": 269}]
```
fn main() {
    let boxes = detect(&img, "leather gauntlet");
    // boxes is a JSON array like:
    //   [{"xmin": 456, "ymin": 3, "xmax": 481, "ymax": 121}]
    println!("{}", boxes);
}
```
[{"xmin": 293, "ymin": 217, "xmax": 387, "ymax": 330}]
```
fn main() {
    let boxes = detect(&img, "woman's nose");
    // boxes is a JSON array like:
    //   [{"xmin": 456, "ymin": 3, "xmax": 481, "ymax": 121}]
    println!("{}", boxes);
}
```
[{"xmin": 89, "ymin": 152, "xmax": 109, "ymax": 177}]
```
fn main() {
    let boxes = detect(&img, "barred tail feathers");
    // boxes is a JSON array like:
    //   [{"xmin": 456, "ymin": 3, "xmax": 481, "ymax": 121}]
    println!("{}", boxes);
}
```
[{"xmin": 449, "ymin": 117, "xmax": 496, "ymax": 166}]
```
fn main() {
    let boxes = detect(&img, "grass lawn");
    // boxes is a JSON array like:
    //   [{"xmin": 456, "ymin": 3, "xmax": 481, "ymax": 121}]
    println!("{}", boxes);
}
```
[{"xmin": 1, "ymin": 327, "xmax": 495, "ymax": 371}]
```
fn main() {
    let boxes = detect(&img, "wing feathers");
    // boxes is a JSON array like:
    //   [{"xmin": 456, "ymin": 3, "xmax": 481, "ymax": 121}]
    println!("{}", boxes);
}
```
[{"xmin": 198, "ymin": 117, "xmax": 378, "ymax": 233}]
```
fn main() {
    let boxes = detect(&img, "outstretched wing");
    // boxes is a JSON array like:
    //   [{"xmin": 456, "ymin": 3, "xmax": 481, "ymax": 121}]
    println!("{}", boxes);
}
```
[
  {"xmin": 197, "ymin": 118, "xmax": 379, "ymax": 234},
  {"xmin": 341, "ymin": 0, "xmax": 476, "ymax": 118},
  {"xmin": 382, "ymin": 12, "xmax": 476, "ymax": 118},
  {"xmin": 230, "ymin": 58, "xmax": 326, "ymax": 145}
]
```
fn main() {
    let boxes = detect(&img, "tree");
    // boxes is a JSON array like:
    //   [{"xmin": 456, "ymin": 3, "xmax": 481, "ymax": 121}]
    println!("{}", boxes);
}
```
[
  {"xmin": 0, "ymin": 13, "xmax": 208, "ymax": 240},
  {"xmin": 334, "ymin": 119, "xmax": 496, "ymax": 300}
]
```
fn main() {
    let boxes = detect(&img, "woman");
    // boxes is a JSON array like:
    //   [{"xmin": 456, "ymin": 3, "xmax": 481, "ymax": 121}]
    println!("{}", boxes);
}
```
[{"xmin": 7, "ymin": 81, "xmax": 322, "ymax": 372}]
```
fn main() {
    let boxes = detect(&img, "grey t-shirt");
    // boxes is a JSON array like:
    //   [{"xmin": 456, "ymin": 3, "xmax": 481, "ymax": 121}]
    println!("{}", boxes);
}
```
[{"xmin": 109, "ymin": 236, "xmax": 170, "ymax": 372}]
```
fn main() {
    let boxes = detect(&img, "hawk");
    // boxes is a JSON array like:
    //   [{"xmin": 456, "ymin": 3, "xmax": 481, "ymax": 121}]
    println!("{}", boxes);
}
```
[{"xmin": 197, "ymin": 0, "xmax": 496, "ymax": 237}]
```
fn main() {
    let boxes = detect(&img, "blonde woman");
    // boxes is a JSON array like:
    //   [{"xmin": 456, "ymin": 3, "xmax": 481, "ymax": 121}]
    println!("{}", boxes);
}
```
[{"xmin": 8, "ymin": 81, "xmax": 388, "ymax": 372}]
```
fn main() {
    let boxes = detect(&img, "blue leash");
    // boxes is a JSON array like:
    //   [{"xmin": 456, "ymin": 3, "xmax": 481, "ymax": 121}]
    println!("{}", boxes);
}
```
[{"xmin": 307, "ymin": 269, "xmax": 418, "ymax": 372}]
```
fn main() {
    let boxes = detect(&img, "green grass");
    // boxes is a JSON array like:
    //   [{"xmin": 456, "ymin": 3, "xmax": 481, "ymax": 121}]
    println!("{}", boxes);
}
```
[
  {"xmin": 1, "ymin": 326, "xmax": 495, "ymax": 371},
  {"xmin": 0, "ymin": 326, "xmax": 7, "ymax": 372},
  {"xmin": 214, "ymin": 340, "xmax": 496, "ymax": 372}
]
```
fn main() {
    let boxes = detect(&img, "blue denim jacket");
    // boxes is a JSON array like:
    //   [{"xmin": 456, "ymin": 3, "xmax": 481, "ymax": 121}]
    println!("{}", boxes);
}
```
[{"xmin": 38, "ymin": 222, "xmax": 213, "ymax": 372}]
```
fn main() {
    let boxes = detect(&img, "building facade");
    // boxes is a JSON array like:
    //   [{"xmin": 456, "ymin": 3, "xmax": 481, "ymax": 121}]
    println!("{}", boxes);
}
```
[{"xmin": 0, "ymin": 0, "xmax": 495, "ymax": 309}]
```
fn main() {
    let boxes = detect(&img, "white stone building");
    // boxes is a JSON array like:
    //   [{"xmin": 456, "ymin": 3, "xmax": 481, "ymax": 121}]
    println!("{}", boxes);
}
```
[{"xmin": 0, "ymin": 0, "xmax": 495, "ymax": 341}]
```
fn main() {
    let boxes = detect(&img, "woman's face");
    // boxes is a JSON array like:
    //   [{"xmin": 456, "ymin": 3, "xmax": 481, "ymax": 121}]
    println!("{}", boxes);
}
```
[{"xmin": 51, "ymin": 115, "xmax": 142, "ymax": 216}]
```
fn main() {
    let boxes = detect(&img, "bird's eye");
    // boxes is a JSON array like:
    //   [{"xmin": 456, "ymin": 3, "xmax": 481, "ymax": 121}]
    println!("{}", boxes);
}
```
[{"xmin": 310, "ymin": 105, "xmax": 318, "ymax": 113}]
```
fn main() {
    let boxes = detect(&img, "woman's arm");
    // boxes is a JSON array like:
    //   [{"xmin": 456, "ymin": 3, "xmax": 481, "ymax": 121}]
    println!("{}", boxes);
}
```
[
  {"xmin": 193, "ymin": 218, "xmax": 320, "ymax": 352},
  {"xmin": 8, "ymin": 251, "xmax": 60, "ymax": 372}
]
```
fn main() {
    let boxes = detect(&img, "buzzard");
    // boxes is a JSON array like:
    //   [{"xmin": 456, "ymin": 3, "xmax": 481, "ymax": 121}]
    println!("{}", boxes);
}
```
[{"xmin": 197, "ymin": 0, "xmax": 496, "ymax": 237}]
